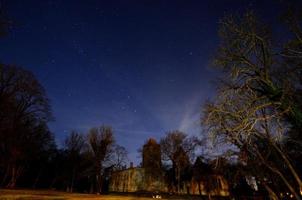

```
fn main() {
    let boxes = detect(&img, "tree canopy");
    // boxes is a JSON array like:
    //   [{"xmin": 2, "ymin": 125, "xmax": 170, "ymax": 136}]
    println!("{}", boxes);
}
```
[{"xmin": 202, "ymin": 10, "xmax": 302, "ymax": 199}]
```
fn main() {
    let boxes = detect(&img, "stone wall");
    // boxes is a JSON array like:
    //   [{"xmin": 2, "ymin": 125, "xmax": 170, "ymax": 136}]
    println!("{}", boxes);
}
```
[{"xmin": 109, "ymin": 167, "xmax": 229, "ymax": 196}]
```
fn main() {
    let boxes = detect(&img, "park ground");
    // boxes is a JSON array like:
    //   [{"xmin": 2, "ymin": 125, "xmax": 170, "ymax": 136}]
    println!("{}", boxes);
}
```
[
  {"xmin": 0, "ymin": 190, "xmax": 158, "ymax": 200},
  {"xmin": 0, "ymin": 189, "xmax": 169, "ymax": 200}
]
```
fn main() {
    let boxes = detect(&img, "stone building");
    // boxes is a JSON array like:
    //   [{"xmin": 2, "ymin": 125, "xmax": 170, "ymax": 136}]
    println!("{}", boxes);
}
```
[
  {"xmin": 109, "ymin": 138, "xmax": 229, "ymax": 196},
  {"xmin": 109, "ymin": 165, "xmax": 229, "ymax": 196},
  {"xmin": 109, "ymin": 166, "xmax": 166, "ymax": 193}
]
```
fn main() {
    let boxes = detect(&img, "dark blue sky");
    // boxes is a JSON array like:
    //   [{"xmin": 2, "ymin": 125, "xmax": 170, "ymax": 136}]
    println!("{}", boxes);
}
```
[{"xmin": 0, "ymin": 0, "xmax": 291, "ymax": 164}]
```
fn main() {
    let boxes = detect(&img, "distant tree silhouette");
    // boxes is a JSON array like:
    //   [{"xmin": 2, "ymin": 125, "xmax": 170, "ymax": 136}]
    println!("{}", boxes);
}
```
[
  {"xmin": 142, "ymin": 138, "xmax": 162, "ymax": 178},
  {"xmin": 173, "ymin": 146, "xmax": 191, "ymax": 194},
  {"xmin": 160, "ymin": 131, "xmax": 198, "ymax": 194},
  {"xmin": 193, "ymin": 156, "xmax": 211, "ymax": 196},
  {"xmin": 64, "ymin": 131, "xmax": 85, "ymax": 192},
  {"xmin": 111, "ymin": 144, "xmax": 128, "ymax": 171},
  {"xmin": 87, "ymin": 125, "xmax": 114, "ymax": 194}
]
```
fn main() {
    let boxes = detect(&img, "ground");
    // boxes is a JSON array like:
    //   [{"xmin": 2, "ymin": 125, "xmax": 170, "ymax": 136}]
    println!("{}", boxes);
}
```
[{"xmin": 0, "ymin": 189, "xmax": 166, "ymax": 200}]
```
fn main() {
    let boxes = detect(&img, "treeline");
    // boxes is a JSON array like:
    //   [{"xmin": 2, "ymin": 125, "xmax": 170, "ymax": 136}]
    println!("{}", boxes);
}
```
[
  {"xmin": 49, "ymin": 126, "xmax": 128, "ymax": 193},
  {"xmin": 0, "ymin": 64, "xmax": 128, "ymax": 193},
  {"xmin": 0, "ymin": 7, "xmax": 129, "ymax": 193}
]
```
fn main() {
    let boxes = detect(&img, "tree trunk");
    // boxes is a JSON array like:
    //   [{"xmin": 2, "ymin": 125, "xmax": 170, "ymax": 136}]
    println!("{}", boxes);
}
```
[
  {"xmin": 0, "ymin": 165, "xmax": 9, "ymax": 187},
  {"xmin": 206, "ymin": 176, "xmax": 212, "ymax": 200},
  {"xmin": 263, "ymin": 124, "xmax": 302, "ymax": 195},
  {"xmin": 274, "ymin": 169, "xmax": 301, "ymax": 200},
  {"xmin": 95, "ymin": 160, "xmax": 102, "ymax": 194},
  {"xmin": 96, "ymin": 174, "xmax": 102, "ymax": 194},
  {"xmin": 257, "ymin": 150, "xmax": 301, "ymax": 200},
  {"xmin": 70, "ymin": 167, "xmax": 76, "ymax": 193},
  {"xmin": 6, "ymin": 165, "xmax": 22, "ymax": 188},
  {"xmin": 198, "ymin": 181, "xmax": 202, "ymax": 196},
  {"xmin": 89, "ymin": 180, "xmax": 94, "ymax": 194},
  {"xmin": 49, "ymin": 175, "xmax": 57, "ymax": 189},
  {"xmin": 177, "ymin": 166, "xmax": 180, "ymax": 194},
  {"xmin": 272, "ymin": 142, "xmax": 302, "ymax": 190},
  {"xmin": 32, "ymin": 168, "xmax": 42, "ymax": 189},
  {"xmin": 263, "ymin": 183, "xmax": 279, "ymax": 200}
]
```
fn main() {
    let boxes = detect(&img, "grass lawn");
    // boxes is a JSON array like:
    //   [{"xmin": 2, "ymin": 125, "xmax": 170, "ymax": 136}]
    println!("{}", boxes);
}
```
[{"xmin": 0, "ymin": 189, "xmax": 164, "ymax": 200}]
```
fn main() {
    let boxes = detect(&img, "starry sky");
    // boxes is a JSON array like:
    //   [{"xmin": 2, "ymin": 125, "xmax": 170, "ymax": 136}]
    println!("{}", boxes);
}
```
[{"xmin": 0, "ymin": 0, "xmax": 294, "ymax": 164}]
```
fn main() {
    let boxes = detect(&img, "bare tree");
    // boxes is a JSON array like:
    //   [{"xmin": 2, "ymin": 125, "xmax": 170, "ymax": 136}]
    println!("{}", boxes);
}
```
[
  {"xmin": 202, "ymin": 11, "xmax": 302, "ymax": 199},
  {"xmin": 160, "ymin": 131, "xmax": 198, "ymax": 194},
  {"xmin": 111, "ymin": 144, "xmax": 128, "ymax": 171},
  {"xmin": 64, "ymin": 131, "xmax": 85, "ymax": 192},
  {"xmin": 87, "ymin": 125, "xmax": 114, "ymax": 194}
]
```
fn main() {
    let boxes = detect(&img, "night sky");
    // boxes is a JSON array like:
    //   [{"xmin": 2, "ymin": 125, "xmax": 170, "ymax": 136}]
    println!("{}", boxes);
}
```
[{"xmin": 0, "ymin": 0, "xmax": 290, "ymax": 164}]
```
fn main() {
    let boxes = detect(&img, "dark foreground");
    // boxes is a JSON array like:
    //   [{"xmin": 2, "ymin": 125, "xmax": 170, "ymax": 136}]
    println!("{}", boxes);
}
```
[
  {"xmin": 0, "ymin": 189, "xmax": 159, "ymax": 200},
  {"xmin": 0, "ymin": 189, "xmax": 230, "ymax": 200}
]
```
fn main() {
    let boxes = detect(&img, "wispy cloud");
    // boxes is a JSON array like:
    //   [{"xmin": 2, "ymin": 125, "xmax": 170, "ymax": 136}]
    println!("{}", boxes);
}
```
[{"xmin": 178, "ymin": 93, "xmax": 202, "ymax": 135}]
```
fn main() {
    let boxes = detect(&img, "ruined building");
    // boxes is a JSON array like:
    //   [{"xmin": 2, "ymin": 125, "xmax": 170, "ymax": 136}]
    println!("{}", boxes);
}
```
[{"xmin": 109, "ymin": 138, "xmax": 229, "ymax": 196}]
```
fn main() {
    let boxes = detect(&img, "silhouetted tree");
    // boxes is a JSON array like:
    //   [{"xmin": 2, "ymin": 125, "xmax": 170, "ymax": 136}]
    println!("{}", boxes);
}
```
[
  {"xmin": 142, "ymin": 138, "xmax": 162, "ymax": 179},
  {"xmin": 64, "ymin": 131, "xmax": 85, "ymax": 192},
  {"xmin": 87, "ymin": 125, "xmax": 114, "ymax": 194},
  {"xmin": 111, "ymin": 144, "xmax": 128, "ymax": 171},
  {"xmin": 0, "ymin": 3, "xmax": 56, "ymax": 190},
  {"xmin": 160, "ymin": 131, "xmax": 198, "ymax": 194},
  {"xmin": 193, "ymin": 156, "xmax": 212, "ymax": 196},
  {"xmin": 0, "ymin": 64, "xmax": 53, "ymax": 188},
  {"xmin": 173, "ymin": 146, "xmax": 191, "ymax": 194}
]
